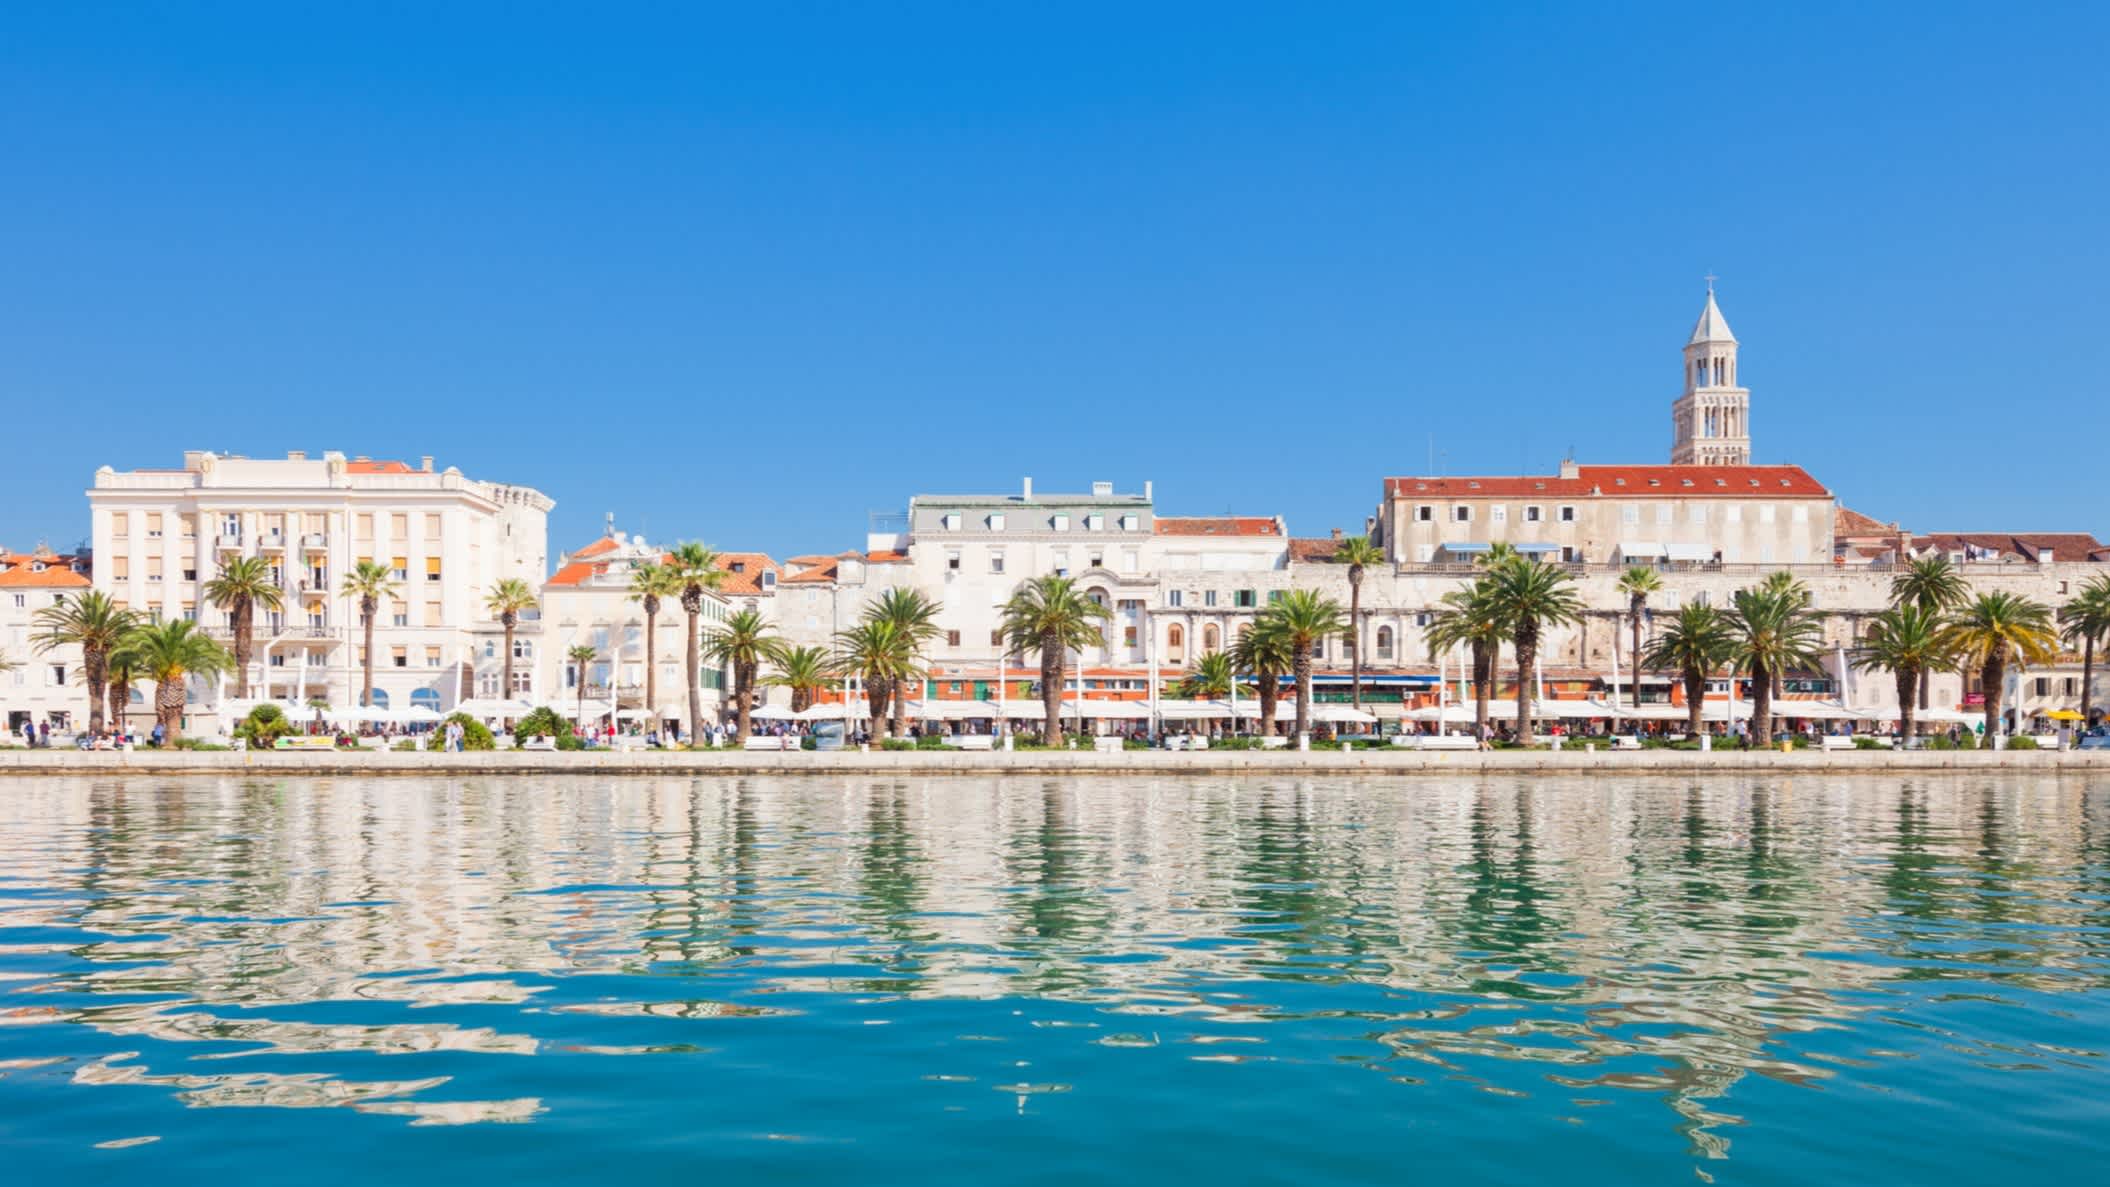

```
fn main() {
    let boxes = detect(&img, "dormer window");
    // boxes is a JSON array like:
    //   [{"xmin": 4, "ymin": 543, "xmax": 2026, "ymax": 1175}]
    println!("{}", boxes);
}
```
[
  {"xmin": 988, "ymin": 513, "xmax": 1006, "ymax": 531},
  {"xmin": 1119, "ymin": 514, "xmax": 1139, "ymax": 531},
  {"xmin": 1615, "ymin": 478, "xmax": 1626, "ymax": 486},
  {"xmin": 1647, "ymin": 478, "xmax": 1661, "ymax": 487},
  {"xmin": 1086, "ymin": 514, "xmax": 1105, "ymax": 531},
  {"xmin": 730, "ymin": 561, "xmax": 745, "ymax": 573},
  {"xmin": 1714, "ymin": 479, "xmax": 1727, "ymax": 487},
  {"xmin": 1681, "ymin": 479, "xmax": 1694, "ymax": 487},
  {"xmin": 1051, "ymin": 513, "xmax": 1069, "ymax": 532},
  {"xmin": 943, "ymin": 513, "xmax": 962, "ymax": 531},
  {"xmin": 1467, "ymin": 481, "xmax": 1481, "ymax": 490},
  {"xmin": 761, "ymin": 572, "xmax": 776, "ymax": 591}
]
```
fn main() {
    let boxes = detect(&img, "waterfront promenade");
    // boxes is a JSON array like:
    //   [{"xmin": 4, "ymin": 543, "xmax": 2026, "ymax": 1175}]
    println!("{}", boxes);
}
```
[{"xmin": 3, "ymin": 747, "xmax": 2106, "ymax": 777}]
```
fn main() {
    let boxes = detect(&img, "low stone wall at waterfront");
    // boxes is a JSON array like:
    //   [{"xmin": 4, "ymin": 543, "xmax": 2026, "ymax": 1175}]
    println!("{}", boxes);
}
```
[{"xmin": 1, "ymin": 747, "xmax": 2106, "ymax": 777}]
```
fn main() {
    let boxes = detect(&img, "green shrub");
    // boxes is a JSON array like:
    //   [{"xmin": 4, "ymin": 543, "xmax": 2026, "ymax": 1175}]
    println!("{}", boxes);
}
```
[
  {"xmin": 173, "ymin": 738, "xmax": 229, "ymax": 751},
  {"xmin": 440, "ymin": 713, "xmax": 495, "ymax": 751},
  {"xmin": 2005, "ymin": 735, "xmax": 2039, "ymax": 750},
  {"xmin": 1956, "ymin": 731, "xmax": 1979, "ymax": 751},
  {"xmin": 915, "ymin": 733, "xmax": 949, "ymax": 750},
  {"xmin": 512, "ymin": 706, "xmax": 582, "ymax": 750},
  {"xmin": 234, "ymin": 703, "xmax": 295, "ymax": 748},
  {"xmin": 800, "ymin": 735, "xmax": 817, "ymax": 751},
  {"xmin": 880, "ymin": 738, "xmax": 916, "ymax": 751},
  {"xmin": 1854, "ymin": 736, "xmax": 1888, "ymax": 750},
  {"xmin": 391, "ymin": 738, "xmax": 422, "ymax": 752}
]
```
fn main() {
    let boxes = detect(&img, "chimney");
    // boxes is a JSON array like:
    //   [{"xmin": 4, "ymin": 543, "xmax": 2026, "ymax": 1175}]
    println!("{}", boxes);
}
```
[
  {"xmin": 1330, "ymin": 527, "xmax": 1344, "ymax": 541},
  {"xmin": 1021, "ymin": 476, "xmax": 1032, "ymax": 500},
  {"xmin": 1144, "ymin": 480, "xmax": 1153, "ymax": 502},
  {"xmin": 421, "ymin": 456, "xmax": 434, "ymax": 473},
  {"xmin": 2040, "ymin": 549, "xmax": 2056, "ymax": 565},
  {"xmin": 1558, "ymin": 457, "xmax": 1580, "ymax": 480},
  {"xmin": 1091, "ymin": 481, "xmax": 1113, "ymax": 497},
  {"xmin": 286, "ymin": 450, "xmax": 307, "ymax": 461}
]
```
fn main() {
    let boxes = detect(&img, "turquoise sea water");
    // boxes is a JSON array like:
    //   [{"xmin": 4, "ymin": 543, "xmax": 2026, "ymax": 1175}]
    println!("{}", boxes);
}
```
[{"xmin": 1, "ymin": 775, "xmax": 2106, "ymax": 1185}]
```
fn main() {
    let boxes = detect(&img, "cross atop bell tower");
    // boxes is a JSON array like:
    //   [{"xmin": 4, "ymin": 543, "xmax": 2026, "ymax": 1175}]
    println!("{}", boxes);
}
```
[{"xmin": 1670, "ymin": 281, "xmax": 1750, "ymax": 465}]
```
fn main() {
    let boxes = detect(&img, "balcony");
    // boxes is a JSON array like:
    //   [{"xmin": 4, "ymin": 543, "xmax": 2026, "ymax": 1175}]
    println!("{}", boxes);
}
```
[
  {"xmin": 260, "ymin": 532, "xmax": 287, "ymax": 550},
  {"xmin": 302, "ymin": 533, "xmax": 328, "ymax": 550},
  {"xmin": 216, "ymin": 534, "xmax": 244, "ymax": 550}
]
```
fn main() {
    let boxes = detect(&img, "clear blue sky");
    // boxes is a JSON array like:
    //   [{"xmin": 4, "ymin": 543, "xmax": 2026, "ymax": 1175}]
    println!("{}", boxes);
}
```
[{"xmin": 4, "ymin": 2, "xmax": 2106, "ymax": 562}]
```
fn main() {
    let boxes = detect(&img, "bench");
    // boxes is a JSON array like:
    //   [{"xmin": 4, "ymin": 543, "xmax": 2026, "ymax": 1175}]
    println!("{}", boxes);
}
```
[
  {"xmin": 273, "ymin": 735, "xmax": 337, "ymax": 751},
  {"xmin": 947, "ymin": 734, "xmax": 997, "ymax": 751},
  {"xmin": 1408, "ymin": 735, "xmax": 1478, "ymax": 751},
  {"xmin": 1610, "ymin": 735, "xmax": 1643, "ymax": 751},
  {"xmin": 520, "ymin": 736, "xmax": 558, "ymax": 752},
  {"xmin": 741, "ymin": 734, "xmax": 798, "ymax": 751},
  {"xmin": 1092, "ymin": 736, "xmax": 1121, "ymax": 754},
  {"xmin": 1261, "ymin": 737, "xmax": 1290, "ymax": 750}
]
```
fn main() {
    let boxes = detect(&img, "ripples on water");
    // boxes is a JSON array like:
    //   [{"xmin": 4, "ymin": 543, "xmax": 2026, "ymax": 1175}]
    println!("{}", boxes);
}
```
[{"xmin": 1, "ymin": 775, "xmax": 2106, "ymax": 1185}]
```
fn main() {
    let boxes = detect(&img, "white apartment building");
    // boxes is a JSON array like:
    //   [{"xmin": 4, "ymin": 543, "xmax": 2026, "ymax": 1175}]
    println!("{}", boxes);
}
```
[
  {"xmin": 88, "ymin": 450, "xmax": 551, "ymax": 722},
  {"xmin": 538, "ymin": 526, "xmax": 733, "ymax": 725},
  {"xmin": 0, "ymin": 547, "xmax": 94, "ymax": 736}
]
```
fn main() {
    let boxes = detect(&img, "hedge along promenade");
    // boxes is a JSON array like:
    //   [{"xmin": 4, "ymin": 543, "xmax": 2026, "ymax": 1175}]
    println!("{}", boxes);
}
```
[{"xmin": 1, "ymin": 748, "xmax": 2107, "ymax": 778}]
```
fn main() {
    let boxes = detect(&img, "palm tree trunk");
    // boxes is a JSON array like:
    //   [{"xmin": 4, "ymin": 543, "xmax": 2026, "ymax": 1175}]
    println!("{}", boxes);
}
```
[
  {"xmin": 361, "ymin": 598, "xmax": 377, "ymax": 709},
  {"xmin": 1685, "ymin": 667, "xmax": 1705, "ymax": 738},
  {"xmin": 869, "ymin": 673, "xmax": 891, "ymax": 741},
  {"xmin": 2082, "ymin": 636, "xmax": 2096, "ymax": 726},
  {"xmin": 233, "ymin": 599, "xmax": 252, "ymax": 697},
  {"xmin": 735, "ymin": 662, "xmax": 753, "ymax": 741},
  {"xmin": 158, "ymin": 677, "xmax": 184, "ymax": 743},
  {"xmin": 1471, "ymin": 639, "xmax": 1492, "ymax": 739},
  {"xmin": 1896, "ymin": 667, "xmax": 1917, "ymax": 741},
  {"xmin": 106, "ymin": 675, "xmax": 123, "ymax": 734},
  {"xmin": 684, "ymin": 604, "xmax": 702, "ymax": 745},
  {"xmin": 1040, "ymin": 634, "xmax": 1062, "ymax": 747},
  {"xmin": 1752, "ymin": 659, "xmax": 1773, "ymax": 744},
  {"xmin": 502, "ymin": 620, "xmax": 517, "ymax": 702},
  {"xmin": 643, "ymin": 607, "xmax": 658, "ymax": 725},
  {"xmin": 1257, "ymin": 670, "xmax": 1278, "ymax": 737},
  {"xmin": 1293, "ymin": 644, "xmax": 1312, "ymax": 742},
  {"xmin": 1918, "ymin": 667, "xmax": 1930, "ymax": 712},
  {"xmin": 84, "ymin": 647, "xmax": 106, "ymax": 737},
  {"xmin": 1514, "ymin": 623, "xmax": 1537, "ymax": 746},
  {"xmin": 1349, "ymin": 574, "xmax": 1364, "ymax": 712},
  {"xmin": 1629, "ymin": 602, "xmax": 1643, "ymax": 713},
  {"xmin": 892, "ymin": 674, "xmax": 908, "ymax": 739},
  {"xmin": 1982, "ymin": 649, "xmax": 2005, "ymax": 741}
]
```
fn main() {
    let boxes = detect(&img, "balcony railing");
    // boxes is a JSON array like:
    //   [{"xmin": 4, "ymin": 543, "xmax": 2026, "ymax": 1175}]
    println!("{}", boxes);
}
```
[
  {"xmin": 216, "ymin": 534, "xmax": 244, "ymax": 550},
  {"xmin": 260, "ymin": 532, "xmax": 287, "ymax": 550},
  {"xmin": 302, "ymin": 533, "xmax": 328, "ymax": 550}
]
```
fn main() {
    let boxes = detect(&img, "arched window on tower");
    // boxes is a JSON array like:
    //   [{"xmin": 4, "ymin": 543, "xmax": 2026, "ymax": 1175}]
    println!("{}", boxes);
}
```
[
  {"xmin": 1376, "ymin": 626, "xmax": 1394, "ymax": 660},
  {"xmin": 1202, "ymin": 624, "xmax": 1220, "ymax": 653}
]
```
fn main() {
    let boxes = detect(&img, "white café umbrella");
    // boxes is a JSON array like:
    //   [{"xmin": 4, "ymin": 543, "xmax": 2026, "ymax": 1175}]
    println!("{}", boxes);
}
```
[
  {"xmin": 394, "ymin": 704, "xmax": 441, "ymax": 724},
  {"xmin": 1159, "ymin": 699, "xmax": 1234, "ymax": 720},
  {"xmin": 793, "ymin": 703, "xmax": 850, "ymax": 721},
  {"xmin": 1404, "ymin": 703, "xmax": 1477, "ymax": 724},
  {"xmin": 1273, "ymin": 702, "xmax": 1378, "ymax": 724},
  {"xmin": 453, "ymin": 697, "xmax": 535, "ymax": 719},
  {"xmin": 1905, "ymin": 706, "xmax": 1983, "ymax": 725},
  {"xmin": 749, "ymin": 704, "xmax": 797, "ymax": 721},
  {"xmin": 1000, "ymin": 700, "xmax": 1046, "ymax": 720}
]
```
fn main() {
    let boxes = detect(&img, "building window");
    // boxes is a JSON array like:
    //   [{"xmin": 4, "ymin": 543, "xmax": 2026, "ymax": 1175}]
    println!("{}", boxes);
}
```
[
  {"xmin": 1234, "ymin": 589, "xmax": 1257, "ymax": 608},
  {"xmin": 989, "ymin": 551, "xmax": 1006, "ymax": 574},
  {"xmin": 1204, "ymin": 590, "xmax": 1218, "ymax": 607},
  {"xmin": 1167, "ymin": 590, "xmax": 1183, "ymax": 608},
  {"xmin": 426, "ymin": 646, "xmax": 442, "ymax": 668},
  {"xmin": 1621, "ymin": 505, "xmax": 1640, "ymax": 525},
  {"xmin": 513, "ymin": 639, "xmax": 533, "ymax": 659},
  {"xmin": 990, "ymin": 629, "xmax": 1004, "ymax": 646},
  {"xmin": 1167, "ymin": 624, "xmax": 1184, "ymax": 652},
  {"xmin": 988, "ymin": 513, "xmax": 1006, "ymax": 531},
  {"xmin": 1120, "ymin": 514, "xmax": 1138, "ymax": 531},
  {"xmin": 1491, "ymin": 505, "xmax": 1507, "ymax": 524},
  {"xmin": 947, "ymin": 550, "xmax": 961, "ymax": 571},
  {"xmin": 1052, "ymin": 514, "xmax": 1069, "ymax": 531},
  {"xmin": 426, "ymin": 557, "xmax": 442, "ymax": 582},
  {"xmin": 1415, "ymin": 505, "xmax": 1434, "ymax": 523},
  {"xmin": 1453, "ymin": 506, "xmax": 1471, "ymax": 523},
  {"xmin": 1086, "ymin": 514, "xmax": 1105, "ymax": 531},
  {"xmin": 1202, "ymin": 624, "xmax": 1220, "ymax": 652},
  {"xmin": 1655, "ymin": 503, "xmax": 1673, "ymax": 526},
  {"xmin": 1524, "ymin": 505, "xmax": 1542, "ymax": 523},
  {"xmin": 946, "ymin": 630, "xmax": 962, "ymax": 647},
  {"xmin": 391, "ymin": 556, "xmax": 408, "ymax": 581},
  {"xmin": 1121, "ymin": 550, "xmax": 1139, "ymax": 573},
  {"xmin": 942, "ymin": 513, "xmax": 961, "ymax": 531},
  {"xmin": 1690, "ymin": 504, "xmax": 1707, "ymax": 524},
  {"xmin": 1376, "ymin": 626, "xmax": 1395, "ymax": 658},
  {"xmin": 392, "ymin": 646, "xmax": 408, "ymax": 668},
  {"xmin": 1123, "ymin": 625, "xmax": 1138, "ymax": 648},
  {"xmin": 1559, "ymin": 505, "xmax": 1577, "ymax": 523},
  {"xmin": 1760, "ymin": 504, "xmax": 1776, "ymax": 524}
]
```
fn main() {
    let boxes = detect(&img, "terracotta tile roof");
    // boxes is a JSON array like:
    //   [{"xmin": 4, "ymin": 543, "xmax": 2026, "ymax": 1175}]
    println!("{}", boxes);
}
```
[
  {"xmin": 545, "ymin": 560, "xmax": 606, "ymax": 588},
  {"xmin": 1911, "ymin": 533, "xmax": 2108, "ymax": 563},
  {"xmin": 1154, "ymin": 516, "xmax": 1283, "ymax": 537},
  {"xmin": 1834, "ymin": 506, "xmax": 1897, "ymax": 537},
  {"xmin": 783, "ymin": 554, "xmax": 835, "ymax": 568},
  {"xmin": 1384, "ymin": 464, "xmax": 1830, "ymax": 499},
  {"xmin": 0, "ymin": 551, "xmax": 91, "ymax": 588},
  {"xmin": 781, "ymin": 562, "xmax": 838, "ymax": 584},
  {"xmin": 1288, "ymin": 537, "xmax": 1339, "ymax": 563},
  {"xmin": 572, "ymin": 537, "xmax": 620, "ymax": 558},
  {"xmin": 714, "ymin": 552, "xmax": 780, "ymax": 597},
  {"xmin": 345, "ymin": 460, "xmax": 417, "ymax": 474},
  {"xmin": 865, "ymin": 549, "xmax": 909, "ymax": 563}
]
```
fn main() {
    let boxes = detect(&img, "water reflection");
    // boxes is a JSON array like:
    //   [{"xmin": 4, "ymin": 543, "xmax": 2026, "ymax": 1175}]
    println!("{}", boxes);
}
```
[{"xmin": 1, "ymin": 774, "xmax": 2107, "ymax": 1177}]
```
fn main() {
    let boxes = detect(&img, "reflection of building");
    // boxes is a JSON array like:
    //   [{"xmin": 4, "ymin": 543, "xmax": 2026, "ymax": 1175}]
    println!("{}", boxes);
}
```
[
  {"xmin": 0, "ymin": 545, "xmax": 92, "ymax": 735},
  {"xmin": 88, "ymin": 451, "xmax": 551, "ymax": 720}
]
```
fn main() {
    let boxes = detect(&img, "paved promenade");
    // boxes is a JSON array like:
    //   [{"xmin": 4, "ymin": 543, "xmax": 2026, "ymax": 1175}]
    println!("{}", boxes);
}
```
[{"xmin": 1, "ymin": 747, "xmax": 2106, "ymax": 777}]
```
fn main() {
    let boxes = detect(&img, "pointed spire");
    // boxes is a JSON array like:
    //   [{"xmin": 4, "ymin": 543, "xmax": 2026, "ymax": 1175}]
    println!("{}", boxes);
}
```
[{"xmin": 1688, "ymin": 287, "xmax": 1736, "ymax": 346}]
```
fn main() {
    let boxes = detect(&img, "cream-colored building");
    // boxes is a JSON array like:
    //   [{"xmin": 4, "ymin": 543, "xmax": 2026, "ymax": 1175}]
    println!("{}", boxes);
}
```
[
  {"xmin": 1671, "ymin": 286, "xmax": 1752, "ymax": 465},
  {"xmin": 1372, "ymin": 460, "xmax": 1836, "ymax": 567},
  {"xmin": 538, "ymin": 526, "xmax": 732, "ymax": 726},
  {"xmin": 88, "ymin": 450, "xmax": 551, "ymax": 721},
  {"xmin": 0, "ymin": 546, "xmax": 94, "ymax": 737}
]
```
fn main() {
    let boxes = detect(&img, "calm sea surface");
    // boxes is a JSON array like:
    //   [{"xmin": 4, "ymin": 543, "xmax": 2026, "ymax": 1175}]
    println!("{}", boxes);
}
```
[{"xmin": 2, "ymin": 774, "xmax": 2106, "ymax": 1185}]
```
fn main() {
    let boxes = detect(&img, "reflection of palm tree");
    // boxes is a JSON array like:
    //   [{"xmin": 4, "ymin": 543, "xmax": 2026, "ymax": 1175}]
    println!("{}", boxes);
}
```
[{"xmin": 1001, "ymin": 783, "xmax": 1113, "ymax": 994}]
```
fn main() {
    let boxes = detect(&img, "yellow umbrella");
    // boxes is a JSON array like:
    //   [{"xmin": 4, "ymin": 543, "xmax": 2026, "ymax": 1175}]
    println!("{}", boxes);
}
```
[{"xmin": 2046, "ymin": 709, "xmax": 2085, "ymax": 721}]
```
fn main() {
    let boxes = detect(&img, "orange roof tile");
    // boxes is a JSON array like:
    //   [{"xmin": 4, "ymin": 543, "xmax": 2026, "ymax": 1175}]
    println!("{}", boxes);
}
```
[
  {"xmin": 865, "ymin": 549, "xmax": 908, "ymax": 563},
  {"xmin": 1834, "ymin": 506, "xmax": 1896, "ymax": 536},
  {"xmin": 1288, "ymin": 537, "xmax": 1339, "ymax": 563},
  {"xmin": 1384, "ymin": 464, "xmax": 1830, "ymax": 499},
  {"xmin": 0, "ymin": 552, "xmax": 91, "ymax": 588},
  {"xmin": 714, "ymin": 552, "xmax": 780, "ymax": 597},
  {"xmin": 781, "ymin": 564, "xmax": 838, "ymax": 585},
  {"xmin": 571, "ymin": 536, "xmax": 620, "ymax": 558},
  {"xmin": 345, "ymin": 460, "xmax": 418, "ymax": 474},
  {"xmin": 1154, "ymin": 516, "xmax": 1282, "ymax": 537}
]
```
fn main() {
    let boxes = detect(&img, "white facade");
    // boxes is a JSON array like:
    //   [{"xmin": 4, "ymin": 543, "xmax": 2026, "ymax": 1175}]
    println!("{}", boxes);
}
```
[
  {"xmin": 1670, "ymin": 287, "xmax": 1752, "ymax": 466},
  {"xmin": 0, "ymin": 548, "xmax": 93, "ymax": 736},
  {"xmin": 537, "ymin": 529, "xmax": 733, "ymax": 724},
  {"xmin": 88, "ymin": 450, "xmax": 551, "ymax": 719}
]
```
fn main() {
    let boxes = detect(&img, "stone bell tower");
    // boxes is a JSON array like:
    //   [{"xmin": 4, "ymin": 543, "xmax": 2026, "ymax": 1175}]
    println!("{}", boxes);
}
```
[{"xmin": 1670, "ymin": 282, "xmax": 1751, "ymax": 465}]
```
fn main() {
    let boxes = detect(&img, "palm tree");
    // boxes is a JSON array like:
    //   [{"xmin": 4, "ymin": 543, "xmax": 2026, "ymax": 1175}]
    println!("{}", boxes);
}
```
[
  {"xmin": 1615, "ymin": 566, "xmax": 1663, "ymax": 713},
  {"xmin": 999, "ymin": 576, "xmax": 1111, "ymax": 746},
  {"xmin": 2058, "ymin": 575, "xmax": 2110, "ymax": 728},
  {"xmin": 1231, "ymin": 619, "xmax": 1293, "ymax": 737},
  {"xmin": 202, "ymin": 555, "xmax": 284, "ymax": 698},
  {"xmin": 564, "ymin": 643, "xmax": 597, "ymax": 728},
  {"xmin": 1183, "ymin": 650, "xmax": 1236, "ymax": 701},
  {"xmin": 125, "ymin": 619, "xmax": 232, "ymax": 743},
  {"xmin": 1644, "ymin": 602, "xmax": 1735, "ymax": 739},
  {"xmin": 104, "ymin": 633, "xmax": 143, "ymax": 736},
  {"xmin": 1853, "ymin": 604, "xmax": 1951, "ymax": 740},
  {"xmin": 666, "ymin": 543, "xmax": 724, "ymax": 745},
  {"xmin": 483, "ymin": 577, "xmax": 538, "ymax": 705},
  {"xmin": 766, "ymin": 645, "xmax": 834, "ymax": 713},
  {"xmin": 1944, "ymin": 592, "xmax": 2058, "ymax": 740},
  {"xmin": 1485, "ymin": 558, "xmax": 1583, "ymax": 745},
  {"xmin": 1725, "ymin": 579, "xmax": 1826, "ymax": 743},
  {"xmin": 863, "ymin": 587, "xmax": 943, "ymax": 738},
  {"xmin": 1426, "ymin": 580, "xmax": 1506, "ymax": 740},
  {"xmin": 833, "ymin": 619, "xmax": 917, "ymax": 740},
  {"xmin": 1476, "ymin": 542, "xmax": 1521, "ymax": 569},
  {"xmin": 1332, "ymin": 535, "xmax": 1386, "ymax": 711},
  {"xmin": 340, "ymin": 560, "xmax": 399, "ymax": 709},
  {"xmin": 1259, "ymin": 589, "xmax": 1348, "ymax": 742},
  {"xmin": 1890, "ymin": 554, "xmax": 1968, "ymax": 710},
  {"xmin": 628, "ymin": 560, "xmax": 684, "ymax": 726},
  {"xmin": 31, "ymin": 591, "xmax": 136, "ymax": 736},
  {"xmin": 705, "ymin": 608, "xmax": 784, "ymax": 742}
]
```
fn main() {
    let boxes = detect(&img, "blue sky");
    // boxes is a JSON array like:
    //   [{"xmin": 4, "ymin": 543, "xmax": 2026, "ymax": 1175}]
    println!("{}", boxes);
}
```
[{"xmin": 4, "ymin": 3, "xmax": 2106, "ymax": 561}]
